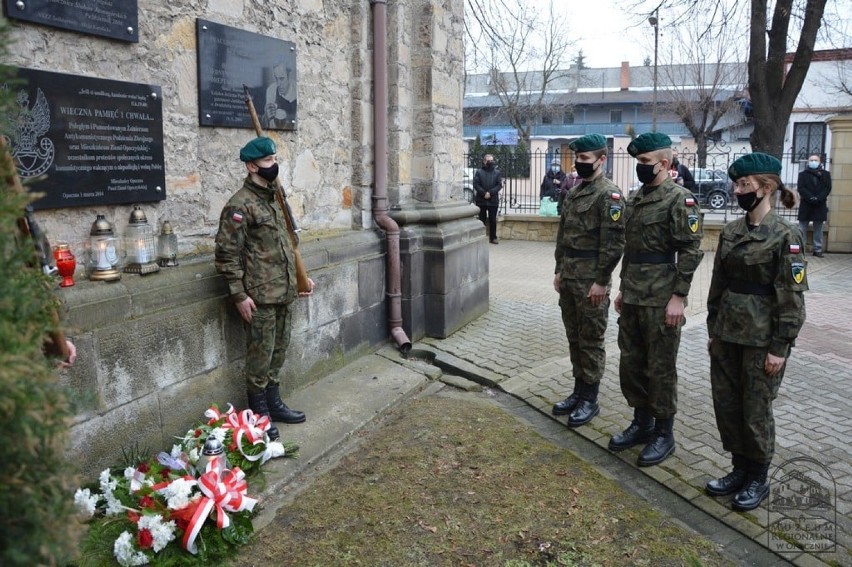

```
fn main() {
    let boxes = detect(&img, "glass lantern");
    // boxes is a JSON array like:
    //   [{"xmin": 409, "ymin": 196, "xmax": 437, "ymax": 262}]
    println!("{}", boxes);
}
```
[
  {"xmin": 123, "ymin": 206, "xmax": 160, "ymax": 275},
  {"xmin": 157, "ymin": 220, "xmax": 179, "ymax": 267},
  {"xmin": 87, "ymin": 214, "xmax": 122, "ymax": 282}
]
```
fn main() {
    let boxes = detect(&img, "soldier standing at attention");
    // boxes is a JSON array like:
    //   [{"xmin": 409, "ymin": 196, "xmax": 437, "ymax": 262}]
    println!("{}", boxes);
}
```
[
  {"xmin": 215, "ymin": 136, "xmax": 315, "ymax": 441},
  {"xmin": 705, "ymin": 153, "xmax": 807, "ymax": 511},
  {"xmin": 551, "ymin": 134, "xmax": 625, "ymax": 426},
  {"xmin": 609, "ymin": 132, "xmax": 704, "ymax": 466}
]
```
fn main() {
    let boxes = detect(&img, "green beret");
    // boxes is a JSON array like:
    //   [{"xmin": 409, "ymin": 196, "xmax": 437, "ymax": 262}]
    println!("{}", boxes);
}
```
[
  {"xmin": 239, "ymin": 136, "xmax": 277, "ymax": 162},
  {"xmin": 727, "ymin": 152, "xmax": 782, "ymax": 181},
  {"xmin": 569, "ymin": 133, "xmax": 607, "ymax": 153},
  {"xmin": 627, "ymin": 132, "xmax": 672, "ymax": 157}
]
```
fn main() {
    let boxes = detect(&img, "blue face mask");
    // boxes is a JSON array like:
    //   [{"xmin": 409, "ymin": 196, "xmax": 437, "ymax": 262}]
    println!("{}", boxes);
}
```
[
  {"xmin": 551, "ymin": 165, "xmax": 560, "ymax": 173},
  {"xmin": 808, "ymin": 160, "xmax": 819, "ymax": 169}
]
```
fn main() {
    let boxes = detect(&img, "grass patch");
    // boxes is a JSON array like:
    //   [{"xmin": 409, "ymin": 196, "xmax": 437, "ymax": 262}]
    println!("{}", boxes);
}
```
[{"xmin": 235, "ymin": 395, "xmax": 734, "ymax": 566}]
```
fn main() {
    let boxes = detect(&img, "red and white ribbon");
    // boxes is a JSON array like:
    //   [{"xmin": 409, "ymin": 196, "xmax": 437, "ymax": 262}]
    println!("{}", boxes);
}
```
[
  {"xmin": 181, "ymin": 461, "xmax": 257, "ymax": 555},
  {"xmin": 204, "ymin": 405, "xmax": 272, "ymax": 462}
]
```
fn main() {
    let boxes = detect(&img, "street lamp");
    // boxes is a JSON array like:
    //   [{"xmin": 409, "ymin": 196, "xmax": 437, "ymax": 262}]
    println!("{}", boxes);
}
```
[{"xmin": 648, "ymin": 9, "xmax": 659, "ymax": 132}]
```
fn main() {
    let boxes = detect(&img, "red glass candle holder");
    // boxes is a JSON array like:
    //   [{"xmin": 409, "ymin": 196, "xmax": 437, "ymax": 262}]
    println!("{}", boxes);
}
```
[{"xmin": 53, "ymin": 244, "xmax": 76, "ymax": 287}]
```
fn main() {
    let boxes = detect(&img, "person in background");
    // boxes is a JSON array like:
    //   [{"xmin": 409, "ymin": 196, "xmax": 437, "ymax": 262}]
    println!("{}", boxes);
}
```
[
  {"xmin": 540, "ymin": 159, "xmax": 567, "ymax": 202},
  {"xmin": 473, "ymin": 154, "xmax": 502, "ymax": 244},
  {"xmin": 671, "ymin": 150, "xmax": 695, "ymax": 191},
  {"xmin": 551, "ymin": 134, "xmax": 625, "ymax": 427},
  {"xmin": 609, "ymin": 132, "xmax": 704, "ymax": 467},
  {"xmin": 705, "ymin": 153, "xmax": 807, "ymax": 511},
  {"xmin": 215, "ymin": 136, "xmax": 315, "ymax": 441},
  {"xmin": 796, "ymin": 154, "xmax": 831, "ymax": 257}
]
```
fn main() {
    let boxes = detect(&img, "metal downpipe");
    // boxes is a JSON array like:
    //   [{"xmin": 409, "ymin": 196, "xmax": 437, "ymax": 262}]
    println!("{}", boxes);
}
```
[{"xmin": 371, "ymin": 0, "xmax": 411, "ymax": 354}]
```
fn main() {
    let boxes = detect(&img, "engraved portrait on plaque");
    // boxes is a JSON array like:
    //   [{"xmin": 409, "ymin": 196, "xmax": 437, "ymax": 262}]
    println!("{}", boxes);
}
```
[{"xmin": 197, "ymin": 18, "xmax": 297, "ymax": 131}]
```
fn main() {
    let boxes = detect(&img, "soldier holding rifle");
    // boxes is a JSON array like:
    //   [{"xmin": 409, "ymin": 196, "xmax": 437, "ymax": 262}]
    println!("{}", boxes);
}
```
[{"xmin": 215, "ymin": 136, "xmax": 314, "ymax": 441}]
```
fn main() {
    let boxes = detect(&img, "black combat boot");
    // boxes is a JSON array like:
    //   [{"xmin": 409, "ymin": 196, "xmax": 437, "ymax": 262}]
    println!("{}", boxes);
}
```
[
  {"xmin": 608, "ymin": 408, "xmax": 654, "ymax": 452},
  {"xmin": 247, "ymin": 391, "xmax": 280, "ymax": 441},
  {"xmin": 568, "ymin": 382, "xmax": 599, "ymax": 427},
  {"xmin": 732, "ymin": 462, "xmax": 770, "ymax": 511},
  {"xmin": 552, "ymin": 378, "xmax": 582, "ymax": 416},
  {"xmin": 706, "ymin": 454, "xmax": 748, "ymax": 497},
  {"xmin": 637, "ymin": 417, "xmax": 675, "ymax": 466},
  {"xmin": 265, "ymin": 383, "xmax": 306, "ymax": 424}
]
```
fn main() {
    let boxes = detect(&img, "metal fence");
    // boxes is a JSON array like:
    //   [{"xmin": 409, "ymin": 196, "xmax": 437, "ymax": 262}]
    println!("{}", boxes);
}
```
[{"xmin": 464, "ymin": 147, "xmax": 804, "ymax": 222}]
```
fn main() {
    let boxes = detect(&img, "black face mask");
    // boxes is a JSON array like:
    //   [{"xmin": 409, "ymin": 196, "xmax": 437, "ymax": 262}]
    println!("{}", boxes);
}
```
[
  {"xmin": 255, "ymin": 162, "xmax": 279, "ymax": 182},
  {"xmin": 483, "ymin": 162, "xmax": 494, "ymax": 171},
  {"xmin": 635, "ymin": 162, "xmax": 659, "ymax": 184},
  {"xmin": 736, "ymin": 191, "xmax": 763, "ymax": 212},
  {"xmin": 574, "ymin": 160, "xmax": 598, "ymax": 179}
]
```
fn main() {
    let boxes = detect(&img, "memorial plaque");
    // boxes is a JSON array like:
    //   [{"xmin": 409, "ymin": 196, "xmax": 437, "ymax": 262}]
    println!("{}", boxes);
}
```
[
  {"xmin": 2, "ymin": 67, "xmax": 165, "ymax": 210},
  {"xmin": 197, "ymin": 19, "xmax": 297, "ymax": 131},
  {"xmin": 3, "ymin": 0, "xmax": 138, "ymax": 42}
]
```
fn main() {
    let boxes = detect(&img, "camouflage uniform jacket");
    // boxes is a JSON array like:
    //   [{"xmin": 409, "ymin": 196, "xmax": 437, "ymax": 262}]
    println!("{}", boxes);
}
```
[
  {"xmin": 706, "ymin": 211, "xmax": 807, "ymax": 357},
  {"xmin": 554, "ymin": 174, "xmax": 625, "ymax": 285},
  {"xmin": 619, "ymin": 178, "xmax": 704, "ymax": 306},
  {"xmin": 214, "ymin": 176, "xmax": 298, "ymax": 305}
]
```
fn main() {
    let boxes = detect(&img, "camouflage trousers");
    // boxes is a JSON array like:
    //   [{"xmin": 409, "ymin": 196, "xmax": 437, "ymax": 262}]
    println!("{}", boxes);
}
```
[
  {"xmin": 559, "ymin": 280, "xmax": 610, "ymax": 385},
  {"xmin": 617, "ymin": 304, "xmax": 681, "ymax": 418},
  {"xmin": 710, "ymin": 340, "xmax": 785, "ymax": 465},
  {"xmin": 245, "ymin": 303, "xmax": 293, "ymax": 394}
]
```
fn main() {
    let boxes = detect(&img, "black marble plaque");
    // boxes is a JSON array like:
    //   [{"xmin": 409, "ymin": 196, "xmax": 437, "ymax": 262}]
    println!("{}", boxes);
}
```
[
  {"xmin": 4, "ymin": 0, "xmax": 138, "ymax": 42},
  {"xmin": 2, "ymin": 67, "xmax": 165, "ymax": 210},
  {"xmin": 197, "ymin": 19, "xmax": 297, "ymax": 131}
]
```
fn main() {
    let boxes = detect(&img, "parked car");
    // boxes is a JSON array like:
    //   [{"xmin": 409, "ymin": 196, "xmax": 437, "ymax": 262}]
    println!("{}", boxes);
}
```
[
  {"xmin": 691, "ymin": 168, "xmax": 732, "ymax": 210},
  {"xmin": 626, "ymin": 168, "xmax": 731, "ymax": 210}
]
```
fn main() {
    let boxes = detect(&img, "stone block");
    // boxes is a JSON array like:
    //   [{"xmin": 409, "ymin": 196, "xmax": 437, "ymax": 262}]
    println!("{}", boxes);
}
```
[
  {"xmin": 358, "ymin": 256, "xmax": 386, "ymax": 308},
  {"xmin": 94, "ymin": 299, "xmax": 225, "ymax": 407},
  {"xmin": 68, "ymin": 394, "xmax": 163, "ymax": 479},
  {"xmin": 158, "ymin": 364, "xmax": 244, "ymax": 449}
]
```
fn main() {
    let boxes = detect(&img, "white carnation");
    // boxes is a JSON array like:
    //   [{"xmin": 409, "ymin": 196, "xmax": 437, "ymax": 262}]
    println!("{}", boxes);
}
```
[
  {"xmin": 208, "ymin": 427, "xmax": 227, "ymax": 443},
  {"xmin": 157, "ymin": 477, "xmax": 197, "ymax": 510},
  {"xmin": 137, "ymin": 515, "xmax": 177, "ymax": 553},
  {"xmin": 73, "ymin": 488, "xmax": 100, "ymax": 518},
  {"xmin": 113, "ymin": 531, "xmax": 148, "ymax": 566}
]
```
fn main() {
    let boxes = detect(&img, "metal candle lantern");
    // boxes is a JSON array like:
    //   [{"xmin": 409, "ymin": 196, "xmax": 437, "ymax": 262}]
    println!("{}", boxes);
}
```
[
  {"xmin": 196, "ymin": 436, "xmax": 229, "ymax": 473},
  {"xmin": 157, "ymin": 220, "xmax": 179, "ymax": 267},
  {"xmin": 123, "ymin": 206, "xmax": 160, "ymax": 275},
  {"xmin": 87, "ymin": 215, "xmax": 122, "ymax": 282}
]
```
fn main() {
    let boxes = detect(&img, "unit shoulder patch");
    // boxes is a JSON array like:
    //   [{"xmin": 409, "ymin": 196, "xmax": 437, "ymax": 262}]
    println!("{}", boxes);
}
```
[
  {"xmin": 791, "ymin": 262, "xmax": 806, "ymax": 284},
  {"xmin": 687, "ymin": 214, "xmax": 699, "ymax": 233}
]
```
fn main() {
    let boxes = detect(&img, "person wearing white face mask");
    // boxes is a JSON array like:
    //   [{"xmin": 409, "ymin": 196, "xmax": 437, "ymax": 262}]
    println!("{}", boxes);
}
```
[{"xmin": 796, "ymin": 154, "xmax": 831, "ymax": 257}]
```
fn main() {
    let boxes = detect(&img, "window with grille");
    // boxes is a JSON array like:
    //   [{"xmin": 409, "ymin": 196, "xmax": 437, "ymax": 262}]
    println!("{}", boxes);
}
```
[
  {"xmin": 792, "ymin": 123, "xmax": 826, "ymax": 162},
  {"xmin": 610, "ymin": 110, "xmax": 622, "ymax": 124}
]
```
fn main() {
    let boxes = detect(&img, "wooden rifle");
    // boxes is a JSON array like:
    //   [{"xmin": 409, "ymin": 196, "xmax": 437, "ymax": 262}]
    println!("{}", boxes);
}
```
[
  {"xmin": 1, "ymin": 136, "xmax": 70, "ymax": 361},
  {"xmin": 242, "ymin": 85, "xmax": 311, "ymax": 294}
]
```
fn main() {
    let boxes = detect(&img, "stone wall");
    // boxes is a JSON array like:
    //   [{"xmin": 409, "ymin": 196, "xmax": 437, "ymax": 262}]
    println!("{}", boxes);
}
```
[
  {"xmin": 827, "ymin": 114, "xmax": 852, "ymax": 252},
  {"xmin": 6, "ymin": 0, "xmax": 485, "ymax": 475}
]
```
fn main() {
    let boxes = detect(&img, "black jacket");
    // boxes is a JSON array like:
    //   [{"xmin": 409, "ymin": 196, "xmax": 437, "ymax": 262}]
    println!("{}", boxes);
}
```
[
  {"xmin": 540, "ymin": 170, "xmax": 568, "ymax": 200},
  {"xmin": 797, "ymin": 168, "xmax": 831, "ymax": 223},
  {"xmin": 473, "ymin": 166, "xmax": 502, "ymax": 207}
]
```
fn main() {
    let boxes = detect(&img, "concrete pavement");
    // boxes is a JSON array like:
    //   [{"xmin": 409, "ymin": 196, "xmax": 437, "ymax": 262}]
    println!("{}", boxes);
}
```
[
  {"xmin": 253, "ymin": 238, "xmax": 849, "ymax": 566},
  {"xmin": 422, "ymin": 239, "xmax": 851, "ymax": 567}
]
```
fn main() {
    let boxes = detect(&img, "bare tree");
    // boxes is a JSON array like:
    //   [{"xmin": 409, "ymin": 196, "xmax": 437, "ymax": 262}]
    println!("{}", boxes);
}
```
[
  {"xmin": 747, "ymin": 0, "xmax": 829, "ymax": 157},
  {"xmin": 659, "ymin": 21, "xmax": 747, "ymax": 166},
  {"xmin": 465, "ymin": 0, "xmax": 574, "ymax": 140},
  {"xmin": 627, "ymin": 0, "xmax": 830, "ymax": 158}
]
